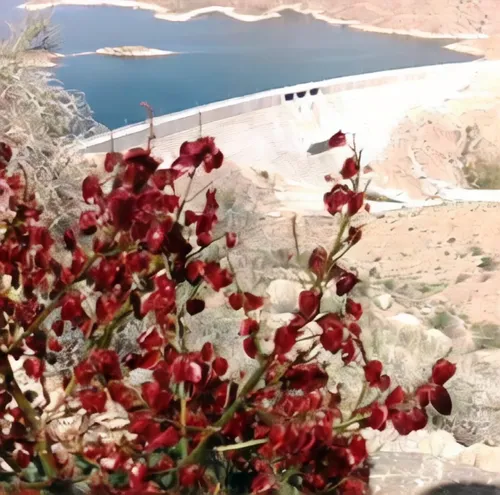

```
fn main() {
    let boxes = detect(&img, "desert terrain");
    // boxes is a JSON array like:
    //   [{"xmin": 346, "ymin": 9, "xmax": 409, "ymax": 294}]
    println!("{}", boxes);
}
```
[{"xmin": 22, "ymin": 0, "xmax": 500, "ymax": 56}]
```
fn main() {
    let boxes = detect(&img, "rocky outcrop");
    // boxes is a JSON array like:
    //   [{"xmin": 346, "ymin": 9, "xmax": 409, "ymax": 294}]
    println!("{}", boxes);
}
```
[{"xmin": 95, "ymin": 46, "xmax": 175, "ymax": 58}]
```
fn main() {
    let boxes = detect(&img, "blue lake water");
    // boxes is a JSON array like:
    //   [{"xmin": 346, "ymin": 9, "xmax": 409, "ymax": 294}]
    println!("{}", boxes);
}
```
[{"xmin": 1, "ymin": 1, "xmax": 476, "ymax": 129}]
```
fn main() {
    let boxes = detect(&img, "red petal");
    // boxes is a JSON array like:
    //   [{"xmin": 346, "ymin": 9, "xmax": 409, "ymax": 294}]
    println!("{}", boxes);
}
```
[
  {"xmin": 336, "ymin": 272, "xmax": 359, "ymax": 296},
  {"xmin": 274, "ymin": 326, "xmax": 299, "ymax": 356},
  {"xmin": 48, "ymin": 338, "xmax": 62, "ymax": 352},
  {"xmin": 63, "ymin": 229, "xmax": 76, "ymax": 251},
  {"xmin": 385, "ymin": 386, "xmax": 405, "ymax": 408},
  {"xmin": 346, "ymin": 298, "xmax": 363, "ymax": 320},
  {"xmin": 298, "ymin": 290, "xmax": 320, "ymax": 320},
  {"xmin": 82, "ymin": 175, "xmax": 102, "ymax": 204},
  {"xmin": 186, "ymin": 260, "xmax": 205, "ymax": 283},
  {"xmin": 79, "ymin": 211, "xmax": 98, "ymax": 235},
  {"xmin": 243, "ymin": 337, "xmax": 258, "ymax": 358},
  {"xmin": 203, "ymin": 262, "xmax": 233, "ymax": 291},
  {"xmin": 415, "ymin": 384, "xmax": 432, "ymax": 408},
  {"xmin": 348, "ymin": 192, "xmax": 365, "ymax": 216},
  {"xmin": 226, "ymin": 232, "xmax": 237, "ymax": 248},
  {"xmin": 340, "ymin": 157, "xmax": 358, "ymax": 179},
  {"xmin": 349, "ymin": 435, "xmax": 367, "ymax": 465},
  {"xmin": 240, "ymin": 318, "xmax": 259, "ymax": 336},
  {"xmin": 328, "ymin": 130, "xmax": 347, "ymax": 148},
  {"xmin": 341, "ymin": 338, "xmax": 356, "ymax": 364},
  {"xmin": 364, "ymin": 360, "xmax": 383, "ymax": 387},
  {"xmin": 308, "ymin": 246, "xmax": 328, "ymax": 278},
  {"xmin": 324, "ymin": 184, "xmax": 351, "ymax": 216},
  {"xmin": 203, "ymin": 150, "xmax": 224, "ymax": 173},
  {"xmin": 79, "ymin": 389, "xmax": 107, "ymax": 414},
  {"xmin": 430, "ymin": 385, "xmax": 453, "ymax": 415},
  {"xmin": 243, "ymin": 292, "xmax": 265, "ymax": 312},
  {"xmin": 320, "ymin": 327, "xmax": 343, "ymax": 353},
  {"xmin": 368, "ymin": 403, "xmax": 388, "ymax": 430},
  {"xmin": 228, "ymin": 293, "xmax": 244, "ymax": 310},
  {"xmin": 145, "ymin": 426, "xmax": 179, "ymax": 453},
  {"xmin": 431, "ymin": 359, "xmax": 456, "ymax": 385},
  {"xmin": 0, "ymin": 142, "xmax": 13, "ymax": 166},
  {"xmin": 137, "ymin": 327, "xmax": 164, "ymax": 351},
  {"xmin": 104, "ymin": 151, "xmax": 122, "ymax": 172},
  {"xmin": 146, "ymin": 225, "xmax": 165, "ymax": 253},
  {"xmin": 23, "ymin": 358, "xmax": 44, "ymax": 379},
  {"xmin": 201, "ymin": 342, "xmax": 214, "ymax": 362},
  {"xmin": 213, "ymin": 357, "xmax": 228, "ymax": 376}
]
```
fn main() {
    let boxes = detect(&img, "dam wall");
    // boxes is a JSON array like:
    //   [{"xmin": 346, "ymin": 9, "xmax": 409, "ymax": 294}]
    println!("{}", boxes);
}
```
[{"xmin": 80, "ymin": 60, "xmax": 496, "ymax": 188}]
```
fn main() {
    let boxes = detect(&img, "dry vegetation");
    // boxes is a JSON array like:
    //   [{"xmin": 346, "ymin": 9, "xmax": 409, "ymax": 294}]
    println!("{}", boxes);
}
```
[{"xmin": 0, "ymin": 16, "xmax": 106, "ymax": 232}]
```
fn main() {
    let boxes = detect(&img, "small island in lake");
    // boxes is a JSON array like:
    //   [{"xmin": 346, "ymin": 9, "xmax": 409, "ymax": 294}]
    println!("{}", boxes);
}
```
[{"xmin": 95, "ymin": 45, "xmax": 176, "ymax": 58}]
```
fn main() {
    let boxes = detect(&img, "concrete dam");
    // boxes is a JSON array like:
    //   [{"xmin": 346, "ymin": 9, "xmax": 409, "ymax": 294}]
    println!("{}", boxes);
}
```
[{"xmin": 81, "ymin": 60, "xmax": 500, "ymax": 212}]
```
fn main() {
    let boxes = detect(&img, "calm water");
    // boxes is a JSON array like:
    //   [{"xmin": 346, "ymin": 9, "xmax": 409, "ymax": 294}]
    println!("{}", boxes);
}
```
[{"xmin": 2, "ymin": 2, "xmax": 475, "ymax": 129}]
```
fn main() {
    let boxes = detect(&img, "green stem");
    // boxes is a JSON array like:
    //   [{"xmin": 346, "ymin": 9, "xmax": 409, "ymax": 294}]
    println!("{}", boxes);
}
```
[
  {"xmin": 9, "ymin": 374, "xmax": 58, "ymax": 479},
  {"xmin": 333, "ymin": 414, "xmax": 369, "ymax": 432},
  {"xmin": 179, "ymin": 359, "xmax": 269, "ymax": 466}
]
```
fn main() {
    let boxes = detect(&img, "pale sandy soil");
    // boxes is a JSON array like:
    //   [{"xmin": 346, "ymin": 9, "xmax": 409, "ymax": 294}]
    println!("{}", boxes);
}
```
[{"xmin": 21, "ymin": 0, "xmax": 500, "ymax": 54}]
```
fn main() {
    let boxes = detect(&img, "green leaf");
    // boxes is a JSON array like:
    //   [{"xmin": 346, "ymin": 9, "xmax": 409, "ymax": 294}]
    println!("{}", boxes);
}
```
[
  {"xmin": 74, "ymin": 454, "xmax": 98, "ymax": 476},
  {"xmin": 159, "ymin": 472, "xmax": 175, "ymax": 489},
  {"xmin": 109, "ymin": 471, "xmax": 129, "ymax": 488},
  {"xmin": 148, "ymin": 452, "xmax": 164, "ymax": 468}
]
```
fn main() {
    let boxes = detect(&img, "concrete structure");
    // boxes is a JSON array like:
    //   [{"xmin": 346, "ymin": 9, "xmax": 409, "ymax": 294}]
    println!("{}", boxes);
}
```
[{"xmin": 80, "ymin": 60, "xmax": 500, "ymax": 206}]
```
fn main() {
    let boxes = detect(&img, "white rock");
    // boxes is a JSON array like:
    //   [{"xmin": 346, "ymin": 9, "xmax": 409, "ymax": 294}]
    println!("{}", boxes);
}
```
[
  {"xmin": 266, "ymin": 280, "xmax": 302, "ymax": 313},
  {"xmin": 421, "ymin": 306, "xmax": 432, "ymax": 315},
  {"xmin": 374, "ymin": 293, "xmax": 393, "ymax": 310},
  {"xmin": 389, "ymin": 313, "xmax": 422, "ymax": 326},
  {"xmin": 458, "ymin": 443, "xmax": 500, "ymax": 473}
]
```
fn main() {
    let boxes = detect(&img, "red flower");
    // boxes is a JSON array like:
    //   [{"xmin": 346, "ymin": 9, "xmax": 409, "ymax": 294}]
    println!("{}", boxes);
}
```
[
  {"xmin": 328, "ymin": 130, "xmax": 347, "ymax": 148},
  {"xmin": 299, "ymin": 290, "xmax": 320, "ymax": 320},
  {"xmin": 309, "ymin": 246, "xmax": 328, "ymax": 278},
  {"xmin": 229, "ymin": 292, "xmax": 264, "ymax": 312},
  {"xmin": 145, "ymin": 426, "xmax": 179, "ymax": 453},
  {"xmin": 284, "ymin": 363, "xmax": 328, "ymax": 392},
  {"xmin": 172, "ymin": 356, "xmax": 202, "ymax": 383},
  {"xmin": 243, "ymin": 337, "xmax": 258, "ymax": 358},
  {"xmin": 340, "ymin": 157, "xmax": 358, "ymax": 179},
  {"xmin": 324, "ymin": 184, "xmax": 351, "ymax": 216},
  {"xmin": 104, "ymin": 151, "xmax": 122, "ymax": 172},
  {"xmin": 348, "ymin": 192, "xmax": 364, "ymax": 216},
  {"xmin": 363, "ymin": 360, "xmax": 390, "ymax": 391},
  {"xmin": 226, "ymin": 232, "xmax": 238, "ymax": 248},
  {"xmin": 346, "ymin": 298, "xmax": 363, "ymax": 320},
  {"xmin": 173, "ymin": 137, "xmax": 224, "ymax": 175},
  {"xmin": 213, "ymin": 357, "xmax": 228, "ymax": 376},
  {"xmin": 0, "ymin": 142, "xmax": 13, "ymax": 168},
  {"xmin": 60, "ymin": 293, "xmax": 86, "ymax": 323},
  {"xmin": 336, "ymin": 272, "xmax": 359, "ymax": 296},
  {"xmin": 91, "ymin": 349, "xmax": 123, "ymax": 381},
  {"xmin": 79, "ymin": 389, "xmax": 107, "ymax": 414},
  {"xmin": 203, "ymin": 262, "xmax": 233, "ymax": 291},
  {"xmin": 431, "ymin": 359, "xmax": 456, "ymax": 385},
  {"xmin": 82, "ymin": 175, "xmax": 102, "ymax": 204},
  {"xmin": 251, "ymin": 473, "xmax": 277, "ymax": 493},
  {"xmin": 179, "ymin": 464, "xmax": 205, "ymax": 487},
  {"xmin": 23, "ymin": 358, "xmax": 44, "ymax": 379},
  {"xmin": 79, "ymin": 211, "xmax": 98, "ymax": 235},
  {"xmin": 137, "ymin": 327, "xmax": 164, "ymax": 351},
  {"xmin": 318, "ymin": 313, "xmax": 344, "ymax": 353}
]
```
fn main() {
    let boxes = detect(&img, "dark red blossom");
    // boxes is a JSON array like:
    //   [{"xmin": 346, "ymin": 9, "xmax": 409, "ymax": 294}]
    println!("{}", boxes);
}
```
[
  {"xmin": 363, "ymin": 360, "xmax": 390, "ymax": 391},
  {"xmin": 328, "ymin": 130, "xmax": 347, "ymax": 148},
  {"xmin": 299, "ymin": 290, "xmax": 320, "ymax": 320},
  {"xmin": 229, "ymin": 292, "xmax": 265, "ymax": 312},
  {"xmin": 324, "ymin": 184, "xmax": 351, "ymax": 216},
  {"xmin": 285, "ymin": 363, "xmax": 328, "ymax": 392},
  {"xmin": 173, "ymin": 137, "xmax": 224, "ymax": 175},
  {"xmin": 82, "ymin": 175, "xmax": 102, "ymax": 204},
  {"xmin": 79, "ymin": 389, "xmax": 107, "ymax": 414},
  {"xmin": 346, "ymin": 298, "xmax": 363, "ymax": 320},
  {"xmin": 336, "ymin": 271, "xmax": 359, "ymax": 296},
  {"xmin": 23, "ymin": 358, "xmax": 44, "ymax": 379},
  {"xmin": 340, "ymin": 157, "xmax": 358, "ymax": 179},
  {"xmin": 309, "ymin": 246, "xmax": 328, "ymax": 278},
  {"xmin": 226, "ymin": 232, "xmax": 238, "ymax": 248},
  {"xmin": 348, "ymin": 192, "xmax": 365, "ymax": 216},
  {"xmin": 0, "ymin": 142, "xmax": 13, "ymax": 167}
]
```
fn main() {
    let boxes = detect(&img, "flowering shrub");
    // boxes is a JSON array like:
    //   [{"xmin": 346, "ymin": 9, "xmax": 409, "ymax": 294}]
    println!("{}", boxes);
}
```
[{"xmin": 0, "ymin": 124, "xmax": 456, "ymax": 495}]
